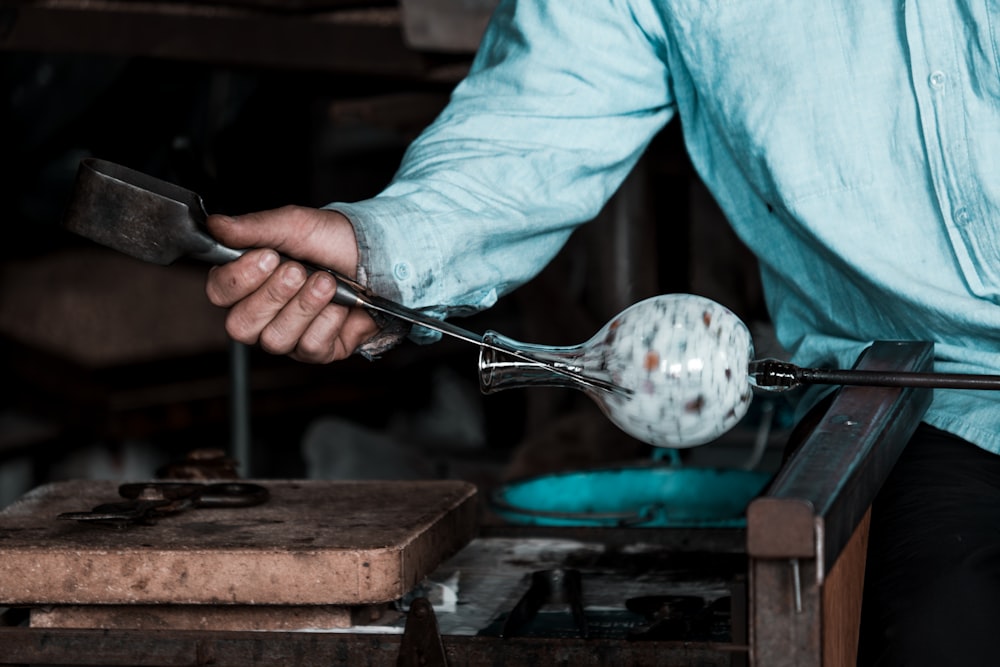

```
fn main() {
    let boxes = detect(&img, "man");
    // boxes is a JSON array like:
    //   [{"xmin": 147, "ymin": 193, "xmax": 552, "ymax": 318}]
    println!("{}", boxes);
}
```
[{"xmin": 205, "ymin": 2, "xmax": 1000, "ymax": 664}]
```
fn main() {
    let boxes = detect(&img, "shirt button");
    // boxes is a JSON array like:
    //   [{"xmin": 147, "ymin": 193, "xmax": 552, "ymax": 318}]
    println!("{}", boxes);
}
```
[
  {"xmin": 393, "ymin": 262, "xmax": 411, "ymax": 281},
  {"xmin": 954, "ymin": 207, "xmax": 971, "ymax": 225},
  {"xmin": 929, "ymin": 71, "xmax": 946, "ymax": 89}
]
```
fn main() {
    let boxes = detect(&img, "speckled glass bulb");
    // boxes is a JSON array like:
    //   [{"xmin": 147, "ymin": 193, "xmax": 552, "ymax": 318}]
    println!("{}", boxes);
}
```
[{"xmin": 478, "ymin": 294, "xmax": 755, "ymax": 448}]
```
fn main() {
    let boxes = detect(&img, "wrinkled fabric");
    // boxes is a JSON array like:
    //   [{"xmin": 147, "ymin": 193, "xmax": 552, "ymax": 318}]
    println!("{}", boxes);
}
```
[{"xmin": 328, "ymin": 0, "xmax": 1000, "ymax": 454}]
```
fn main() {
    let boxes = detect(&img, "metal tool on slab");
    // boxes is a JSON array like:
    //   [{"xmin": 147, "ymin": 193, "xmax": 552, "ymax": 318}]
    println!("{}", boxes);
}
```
[{"xmin": 57, "ymin": 481, "xmax": 269, "ymax": 529}]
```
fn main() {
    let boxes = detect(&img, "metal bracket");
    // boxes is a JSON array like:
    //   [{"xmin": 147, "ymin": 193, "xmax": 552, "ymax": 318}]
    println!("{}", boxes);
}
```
[{"xmin": 397, "ymin": 597, "xmax": 448, "ymax": 667}]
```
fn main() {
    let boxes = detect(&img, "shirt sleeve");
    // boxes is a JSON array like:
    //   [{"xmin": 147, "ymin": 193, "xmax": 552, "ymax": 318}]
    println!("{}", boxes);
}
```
[{"xmin": 327, "ymin": 0, "xmax": 675, "ymax": 343}]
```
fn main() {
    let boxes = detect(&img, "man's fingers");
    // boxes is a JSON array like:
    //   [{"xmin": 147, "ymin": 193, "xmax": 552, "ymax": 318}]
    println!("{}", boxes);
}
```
[
  {"xmin": 203, "ymin": 206, "xmax": 369, "ymax": 361},
  {"xmin": 291, "ymin": 306, "xmax": 380, "ymax": 364},
  {"xmin": 206, "ymin": 248, "xmax": 280, "ymax": 307},
  {"xmin": 224, "ymin": 261, "xmax": 309, "ymax": 345},
  {"xmin": 206, "ymin": 208, "xmax": 358, "ymax": 276},
  {"xmin": 336, "ymin": 309, "xmax": 383, "ymax": 357},
  {"xmin": 206, "ymin": 211, "xmax": 304, "ymax": 251},
  {"xmin": 258, "ymin": 272, "xmax": 338, "ymax": 356}
]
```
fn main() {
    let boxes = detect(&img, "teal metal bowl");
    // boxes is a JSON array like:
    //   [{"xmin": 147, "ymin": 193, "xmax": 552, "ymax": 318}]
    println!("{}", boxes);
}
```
[{"xmin": 490, "ymin": 466, "xmax": 772, "ymax": 528}]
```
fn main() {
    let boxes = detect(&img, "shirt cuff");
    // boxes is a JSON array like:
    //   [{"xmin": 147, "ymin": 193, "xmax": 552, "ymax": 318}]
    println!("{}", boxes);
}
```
[{"xmin": 323, "ymin": 200, "xmax": 443, "ymax": 350}]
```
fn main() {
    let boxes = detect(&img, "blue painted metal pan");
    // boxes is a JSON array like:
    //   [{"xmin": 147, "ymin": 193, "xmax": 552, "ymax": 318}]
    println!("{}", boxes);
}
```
[{"xmin": 490, "ymin": 465, "xmax": 773, "ymax": 528}]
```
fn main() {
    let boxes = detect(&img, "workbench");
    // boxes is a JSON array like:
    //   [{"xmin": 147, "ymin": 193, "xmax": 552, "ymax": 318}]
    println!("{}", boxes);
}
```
[{"xmin": 0, "ymin": 341, "xmax": 934, "ymax": 665}]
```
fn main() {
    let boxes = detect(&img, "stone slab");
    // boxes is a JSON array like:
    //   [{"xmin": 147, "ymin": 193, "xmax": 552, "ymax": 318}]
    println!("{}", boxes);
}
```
[
  {"xmin": 0, "ymin": 479, "xmax": 477, "ymax": 605},
  {"xmin": 28, "ymin": 602, "xmax": 393, "ymax": 631}
]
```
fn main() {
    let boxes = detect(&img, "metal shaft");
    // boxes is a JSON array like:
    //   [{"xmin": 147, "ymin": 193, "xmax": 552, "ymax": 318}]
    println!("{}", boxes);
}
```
[
  {"xmin": 749, "ymin": 358, "xmax": 1000, "ymax": 391},
  {"xmin": 347, "ymin": 288, "xmax": 630, "ymax": 396}
]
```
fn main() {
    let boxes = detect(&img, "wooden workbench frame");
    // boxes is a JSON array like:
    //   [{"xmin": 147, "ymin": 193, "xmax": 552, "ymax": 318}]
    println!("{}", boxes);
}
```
[{"xmin": 746, "ymin": 341, "xmax": 933, "ymax": 666}]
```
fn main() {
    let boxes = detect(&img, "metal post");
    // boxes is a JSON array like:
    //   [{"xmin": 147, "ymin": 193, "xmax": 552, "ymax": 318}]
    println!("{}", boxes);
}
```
[{"xmin": 228, "ymin": 340, "xmax": 251, "ymax": 477}]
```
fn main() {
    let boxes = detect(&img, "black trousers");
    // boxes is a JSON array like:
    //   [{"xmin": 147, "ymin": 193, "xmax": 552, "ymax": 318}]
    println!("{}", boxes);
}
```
[{"xmin": 856, "ymin": 424, "xmax": 1000, "ymax": 666}]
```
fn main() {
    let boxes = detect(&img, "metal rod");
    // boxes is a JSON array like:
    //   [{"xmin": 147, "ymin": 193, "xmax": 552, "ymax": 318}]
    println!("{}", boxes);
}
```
[
  {"xmin": 229, "ymin": 340, "xmax": 251, "ymax": 477},
  {"xmin": 790, "ymin": 558, "xmax": 802, "ymax": 614},
  {"xmin": 350, "ymin": 291, "xmax": 632, "ymax": 397},
  {"xmin": 749, "ymin": 358, "xmax": 1000, "ymax": 391},
  {"xmin": 799, "ymin": 367, "xmax": 1000, "ymax": 389}
]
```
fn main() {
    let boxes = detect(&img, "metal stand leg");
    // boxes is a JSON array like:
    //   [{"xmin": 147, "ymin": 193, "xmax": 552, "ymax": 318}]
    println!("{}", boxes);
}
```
[{"xmin": 228, "ymin": 340, "xmax": 251, "ymax": 477}]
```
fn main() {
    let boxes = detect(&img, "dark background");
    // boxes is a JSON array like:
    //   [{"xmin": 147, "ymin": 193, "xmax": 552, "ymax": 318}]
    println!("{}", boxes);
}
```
[{"xmin": 0, "ymin": 2, "xmax": 776, "ymax": 507}]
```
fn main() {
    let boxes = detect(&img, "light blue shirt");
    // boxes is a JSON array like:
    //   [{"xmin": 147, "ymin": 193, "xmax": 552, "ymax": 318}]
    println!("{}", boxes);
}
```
[{"xmin": 329, "ymin": 1, "xmax": 1000, "ymax": 454}]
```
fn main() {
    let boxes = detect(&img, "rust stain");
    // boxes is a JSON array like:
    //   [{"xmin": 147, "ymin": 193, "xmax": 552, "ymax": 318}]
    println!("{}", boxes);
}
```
[
  {"xmin": 644, "ymin": 351, "xmax": 660, "ymax": 371},
  {"xmin": 702, "ymin": 311, "xmax": 712, "ymax": 327},
  {"xmin": 605, "ymin": 319, "xmax": 621, "ymax": 345},
  {"xmin": 685, "ymin": 395, "xmax": 706, "ymax": 414}
]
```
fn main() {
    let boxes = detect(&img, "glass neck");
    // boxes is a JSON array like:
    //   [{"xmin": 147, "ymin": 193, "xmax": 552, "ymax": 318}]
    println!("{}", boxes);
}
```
[{"xmin": 478, "ymin": 331, "xmax": 589, "ymax": 394}]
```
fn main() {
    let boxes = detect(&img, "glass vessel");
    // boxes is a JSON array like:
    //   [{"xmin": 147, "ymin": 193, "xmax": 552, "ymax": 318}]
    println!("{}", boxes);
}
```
[{"xmin": 478, "ymin": 294, "xmax": 755, "ymax": 448}]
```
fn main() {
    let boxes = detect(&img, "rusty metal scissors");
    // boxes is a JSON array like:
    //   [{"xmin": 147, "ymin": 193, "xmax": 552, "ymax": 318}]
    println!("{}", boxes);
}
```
[{"xmin": 58, "ymin": 481, "xmax": 269, "ymax": 529}]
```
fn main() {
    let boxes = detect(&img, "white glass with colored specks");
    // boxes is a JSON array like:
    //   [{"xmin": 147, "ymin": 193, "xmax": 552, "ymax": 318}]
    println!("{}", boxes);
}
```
[{"xmin": 478, "ymin": 294, "xmax": 755, "ymax": 448}]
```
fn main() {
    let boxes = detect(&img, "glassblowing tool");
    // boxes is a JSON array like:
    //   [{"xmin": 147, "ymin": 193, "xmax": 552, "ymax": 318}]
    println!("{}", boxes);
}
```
[{"xmin": 63, "ymin": 158, "xmax": 1000, "ymax": 449}]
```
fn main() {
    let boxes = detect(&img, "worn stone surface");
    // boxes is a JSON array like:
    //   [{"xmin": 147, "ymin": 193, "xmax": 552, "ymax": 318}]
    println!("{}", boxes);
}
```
[{"xmin": 0, "ymin": 479, "xmax": 477, "ymax": 605}]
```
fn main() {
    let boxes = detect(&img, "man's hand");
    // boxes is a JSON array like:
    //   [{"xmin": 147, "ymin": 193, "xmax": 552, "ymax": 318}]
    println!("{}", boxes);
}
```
[{"xmin": 204, "ymin": 205, "xmax": 379, "ymax": 363}]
